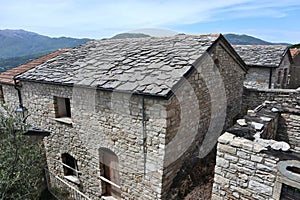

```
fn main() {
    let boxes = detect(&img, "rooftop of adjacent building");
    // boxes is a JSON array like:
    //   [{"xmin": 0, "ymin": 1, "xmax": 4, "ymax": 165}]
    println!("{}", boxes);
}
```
[
  {"xmin": 233, "ymin": 45, "xmax": 289, "ymax": 68},
  {"xmin": 290, "ymin": 48, "xmax": 300, "ymax": 58},
  {"xmin": 0, "ymin": 49, "xmax": 69, "ymax": 85}
]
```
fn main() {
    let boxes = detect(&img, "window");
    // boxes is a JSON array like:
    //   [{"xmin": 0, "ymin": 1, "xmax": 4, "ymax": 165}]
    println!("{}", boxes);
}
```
[
  {"xmin": 61, "ymin": 153, "xmax": 80, "ymax": 185},
  {"xmin": 53, "ymin": 97, "xmax": 72, "ymax": 124},
  {"xmin": 54, "ymin": 97, "xmax": 71, "ymax": 118},
  {"xmin": 277, "ymin": 71, "xmax": 282, "ymax": 85},
  {"xmin": 99, "ymin": 148, "xmax": 121, "ymax": 199},
  {"xmin": 282, "ymin": 69, "xmax": 288, "ymax": 87}
]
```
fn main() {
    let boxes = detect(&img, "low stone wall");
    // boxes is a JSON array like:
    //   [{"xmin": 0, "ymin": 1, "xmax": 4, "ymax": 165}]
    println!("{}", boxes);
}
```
[
  {"xmin": 212, "ymin": 132, "xmax": 280, "ymax": 200},
  {"xmin": 242, "ymin": 88, "xmax": 300, "ymax": 112},
  {"xmin": 212, "ymin": 102, "xmax": 300, "ymax": 200},
  {"xmin": 277, "ymin": 112, "xmax": 300, "ymax": 152}
]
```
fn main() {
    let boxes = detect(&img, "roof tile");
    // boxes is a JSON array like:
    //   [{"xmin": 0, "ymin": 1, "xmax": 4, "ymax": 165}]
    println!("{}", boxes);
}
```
[
  {"xmin": 0, "ymin": 49, "xmax": 68, "ymax": 85},
  {"xmin": 233, "ymin": 45, "xmax": 288, "ymax": 67},
  {"xmin": 16, "ymin": 35, "xmax": 220, "ymax": 97}
]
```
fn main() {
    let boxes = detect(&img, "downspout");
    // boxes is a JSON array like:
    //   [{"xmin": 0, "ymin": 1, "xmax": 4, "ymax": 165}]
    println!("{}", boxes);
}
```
[
  {"xmin": 14, "ymin": 79, "xmax": 25, "ymax": 119},
  {"xmin": 142, "ymin": 96, "xmax": 147, "ymax": 178},
  {"xmin": 268, "ymin": 68, "xmax": 273, "ymax": 89}
]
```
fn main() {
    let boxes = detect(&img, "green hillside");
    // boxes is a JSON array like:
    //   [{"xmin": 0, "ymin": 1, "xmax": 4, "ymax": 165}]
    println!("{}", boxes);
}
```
[
  {"xmin": 0, "ymin": 52, "xmax": 49, "ymax": 72},
  {"xmin": 0, "ymin": 29, "xmax": 90, "ymax": 59},
  {"xmin": 223, "ymin": 34, "xmax": 291, "ymax": 45},
  {"xmin": 290, "ymin": 43, "xmax": 300, "ymax": 49},
  {"xmin": 0, "ymin": 30, "xmax": 295, "ymax": 73}
]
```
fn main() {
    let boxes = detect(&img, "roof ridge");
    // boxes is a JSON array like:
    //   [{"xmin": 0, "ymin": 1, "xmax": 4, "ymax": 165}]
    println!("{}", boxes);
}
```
[{"xmin": 95, "ymin": 33, "xmax": 221, "ymax": 42}]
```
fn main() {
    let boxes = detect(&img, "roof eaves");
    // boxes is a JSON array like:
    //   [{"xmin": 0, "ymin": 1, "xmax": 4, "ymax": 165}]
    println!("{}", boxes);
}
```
[{"xmin": 16, "ymin": 77, "xmax": 169, "ymax": 100}]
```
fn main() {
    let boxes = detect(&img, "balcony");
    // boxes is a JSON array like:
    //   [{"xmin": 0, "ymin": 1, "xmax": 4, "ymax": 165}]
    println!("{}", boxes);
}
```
[{"xmin": 44, "ymin": 168, "xmax": 91, "ymax": 200}]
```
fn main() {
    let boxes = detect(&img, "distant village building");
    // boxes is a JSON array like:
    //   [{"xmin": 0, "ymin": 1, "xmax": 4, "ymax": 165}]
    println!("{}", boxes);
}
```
[
  {"xmin": 233, "ymin": 45, "xmax": 293, "ymax": 89},
  {"xmin": 1, "ymin": 34, "xmax": 248, "ymax": 199},
  {"xmin": 289, "ymin": 48, "xmax": 300, "ymax": 88}
]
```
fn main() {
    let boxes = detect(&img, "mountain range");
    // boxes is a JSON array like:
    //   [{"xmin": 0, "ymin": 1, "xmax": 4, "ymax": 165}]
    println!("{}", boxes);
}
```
[{"xmin": 0, "ymin": 29, "xmax": 296, "ymax": 72}]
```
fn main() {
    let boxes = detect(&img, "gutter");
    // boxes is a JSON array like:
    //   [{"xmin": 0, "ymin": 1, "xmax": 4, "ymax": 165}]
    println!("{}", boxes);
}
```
[{"xmin": 142, "ymin": 96, "xmax": 147, "ymax": 178}]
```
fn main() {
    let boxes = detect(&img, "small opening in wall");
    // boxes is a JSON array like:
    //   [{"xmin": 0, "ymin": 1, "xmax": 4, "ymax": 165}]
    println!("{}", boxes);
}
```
[
  {"xmin": 214, "ymin": 59, "xmax": 220, "ymax": 68},
  {"xmin": 61, "ymin": 153, "xmax": 78, "ymax": 176},
  {"xmin": 277, "ymin": 71, "xmax": 282, "ymax": 84},
  {"xmin": 286, "ymin": 166, "xmax": 300, "ymax": 175},
  {"xmin": 54, "ymin": 96, "xmax": 71, "ymax": 118},
  {"xmin": 61, "ymin": 153, "xmax": 80, "ymax": 185},
  {"xmin": 280, "ymin": 184, "xmax": 300, "ymax": 200}
]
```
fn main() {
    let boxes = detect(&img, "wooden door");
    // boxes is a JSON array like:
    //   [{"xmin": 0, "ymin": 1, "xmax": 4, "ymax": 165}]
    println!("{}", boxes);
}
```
[{"xmin": 100, "ymin": 148, "xmax": 121, "ymax": 199}]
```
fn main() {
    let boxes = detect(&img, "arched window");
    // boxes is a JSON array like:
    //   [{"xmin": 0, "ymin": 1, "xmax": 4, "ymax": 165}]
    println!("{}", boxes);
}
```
[
  {"xmin": 61, "ymin": 153, "xmax": 80, "ymax": 185},
  {"xmin": 99, "ymin": 148, "xmax": 121, "ymax": 199}
]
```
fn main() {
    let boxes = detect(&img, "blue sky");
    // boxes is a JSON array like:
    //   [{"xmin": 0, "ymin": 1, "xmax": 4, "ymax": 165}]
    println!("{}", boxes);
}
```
[{"xmin": 1, "ymin": 0, "xmax": 300, "ymax": 43}]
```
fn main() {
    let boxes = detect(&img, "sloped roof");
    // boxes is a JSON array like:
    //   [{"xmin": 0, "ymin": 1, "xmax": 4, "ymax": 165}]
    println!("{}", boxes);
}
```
[
  {"xmin": 16, "ymin": 34, "xmax": 225, "ymax": 97},
  {"xmin": 0, "ymin": 49, "xmax": 68, "ymax": 85},
  {"xmin": 233, "ymin": 45, "xmax": 288, "ymax": 68}
]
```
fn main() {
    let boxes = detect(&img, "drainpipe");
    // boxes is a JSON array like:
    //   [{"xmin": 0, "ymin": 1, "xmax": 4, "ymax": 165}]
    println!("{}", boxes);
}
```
[
  {"xmin": 142, "ymin": 96, "xmax": 147, "ymax": 178},
  {"xmin": 14, "ymin": 80, "xmax": 23, "ymax": 107},
  {"xmin": 269, "ymin": 68, "xmax": 273, "ymax": 89},
  {"xmin": 14, "ymin": 79, "xmax": 26, "ymax": 119}
]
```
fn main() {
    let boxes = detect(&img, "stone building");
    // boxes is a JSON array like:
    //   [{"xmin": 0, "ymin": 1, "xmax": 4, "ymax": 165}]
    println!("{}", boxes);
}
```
[
  {"xmin": 3, "ymin": 34, "xmax": 247, "ymax": 199},
  {"xmin": 289, "ymin": 49, "xmax": 300, "ymax": 88},
  {"xmin": 233, "ymin": 45, "xmax": 293, "ymax": 89},
  {"xmin": 212, "ymin": 88, "xmax": 300, "ymax": 200}
]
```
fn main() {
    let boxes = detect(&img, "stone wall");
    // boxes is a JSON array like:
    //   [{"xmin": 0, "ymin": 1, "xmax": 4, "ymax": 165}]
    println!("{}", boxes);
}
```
[
  {"xmin": 213, "ymin": 131, "xmax": 300, "ymax": 200},
  {"xmin": 242, "ymin": 88, "xmax": 300, "ymax": 112},
  {"xmin": 289, "ymin": 65, "xmax": 300, "ymax": 89},
  {"xmin": 20, "ymin": 81, "xmax": 167, "ymax": 199},
  {"xmin": 277, "ymin": 113, "xmax": 300, "ymax": 152},
  {"xmin": 274, "ymin": 53, "xmax": 292, "ymax": 89},
  {"xmin": 212, "ymin": 132, "xmax": 281, "ymax": 200},
  {"xmin": 162, "ymin": 42, "xmax": 246, "ymax": 198},
  {"xmin": 1, "ymin": 84, "xmax": 19, "ymax": 108},
  {"xmin": 212, "ymin": 100, "xmax": 300, "ymax": 200},
  {"xmin": 244, "ymin": 67, "xmax": 273, "ymax": 89}
]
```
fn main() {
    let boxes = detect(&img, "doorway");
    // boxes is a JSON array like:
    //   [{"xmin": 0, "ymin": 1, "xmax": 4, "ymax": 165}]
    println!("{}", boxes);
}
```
[{"xmin": 99, "ymin": 148, "xmax": 121, "ymax": 199}]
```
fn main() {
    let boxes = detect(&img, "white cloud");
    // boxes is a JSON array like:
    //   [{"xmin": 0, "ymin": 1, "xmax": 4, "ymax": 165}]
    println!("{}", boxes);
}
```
[{"xmin": 0, "ymin": 0, "xmax": 300, "ymax": 38}]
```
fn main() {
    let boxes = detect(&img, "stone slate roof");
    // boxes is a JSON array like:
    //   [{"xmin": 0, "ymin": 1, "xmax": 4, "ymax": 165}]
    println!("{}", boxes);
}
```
[
  {"xmin": 0, "ymin": 49, "xmax": 68, "ymax": 85},
  {"xmin": 233, "ymin": 45, "xmax": 288, "ymax": 68},
  {"xmin": 16, "ymin": 34, "xmax": 221, "ymax": 97}
]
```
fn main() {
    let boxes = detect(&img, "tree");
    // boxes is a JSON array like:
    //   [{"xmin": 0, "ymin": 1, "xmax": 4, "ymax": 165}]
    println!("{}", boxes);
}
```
[{"xmin": 0, "ymin": 106, "xmax": 44, "ymax": 199}]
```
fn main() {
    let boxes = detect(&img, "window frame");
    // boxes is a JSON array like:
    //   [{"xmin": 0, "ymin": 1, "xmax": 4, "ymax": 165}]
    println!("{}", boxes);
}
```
[
  {"xmin": 61, "ymin": 153, "xmax": 80, "ymax": 185},
  {"xmin": 53, "ymin": 96, "xmax": 72, "ymax": 124}
]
